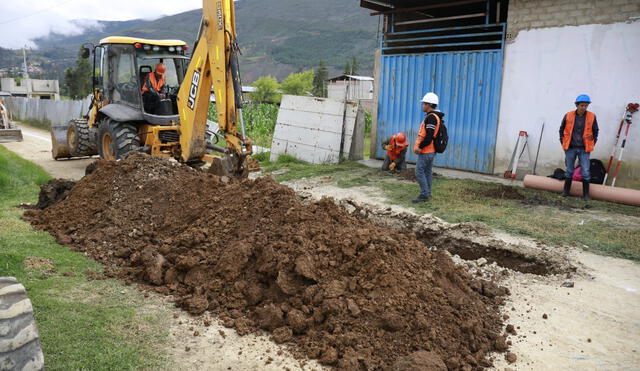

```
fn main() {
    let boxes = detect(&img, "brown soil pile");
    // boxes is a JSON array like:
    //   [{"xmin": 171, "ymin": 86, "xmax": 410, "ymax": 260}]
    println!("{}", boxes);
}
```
[{"xmin": 25, "ymin": 153, "xmax": 507, "ymax": 370}]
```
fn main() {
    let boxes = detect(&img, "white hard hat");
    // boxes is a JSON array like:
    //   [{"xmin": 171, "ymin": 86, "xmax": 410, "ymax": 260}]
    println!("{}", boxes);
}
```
[{"xmin": 420, "ymin": 92, "xmax": 439, "ymax": 105}]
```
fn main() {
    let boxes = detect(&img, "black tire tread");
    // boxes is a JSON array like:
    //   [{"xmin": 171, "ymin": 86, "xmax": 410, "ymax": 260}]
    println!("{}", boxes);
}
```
[
  {"xmin": 98, "ymin": 119, "xmax": 140, "ymax": 160},
  {"xmin": 68, "ymin": 119, "xmax": 98, "ymax": 157},
  {"xmin": 0, "ymin": 277, "xmax": 44, "ymax": 371}
]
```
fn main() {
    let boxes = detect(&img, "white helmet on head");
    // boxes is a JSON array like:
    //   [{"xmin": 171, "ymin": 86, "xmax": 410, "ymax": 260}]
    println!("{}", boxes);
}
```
[{"xmin": 420, "ymin": 92, "xmax": 439, "ymax": 105}]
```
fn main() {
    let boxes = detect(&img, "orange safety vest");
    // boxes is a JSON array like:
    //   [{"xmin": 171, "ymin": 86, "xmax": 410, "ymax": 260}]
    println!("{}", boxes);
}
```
[
  {"xmin": 414, "ymin": 112, "xmax": 441, "ymax": 154},
  {"xmin": 141, "ymin": 72, "xmax": 165, "ymax": 95},
  {"xmin": 386, "ymin": 135, "xmax": 408, "ymax": 161},
  {"xmin": 562, "ymin": 110, "xmax": 595, "ymax": 152}
]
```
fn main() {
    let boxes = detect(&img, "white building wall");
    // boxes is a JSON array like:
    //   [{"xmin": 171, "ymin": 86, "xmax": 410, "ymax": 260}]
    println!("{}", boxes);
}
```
[{"xmin": 496, "ymin": 21, "xmax": 640, "ymax": 188}]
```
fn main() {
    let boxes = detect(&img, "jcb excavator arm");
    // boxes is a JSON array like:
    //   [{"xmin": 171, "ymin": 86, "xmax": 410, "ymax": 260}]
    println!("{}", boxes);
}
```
[{"xmin": 177, "ymin": 0, "xmax": 250, "ymax": 174}]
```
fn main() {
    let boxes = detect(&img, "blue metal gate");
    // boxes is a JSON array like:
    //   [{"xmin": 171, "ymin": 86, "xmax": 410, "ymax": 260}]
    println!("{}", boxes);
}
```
[{"xmin": 375, "ymin": 41, "xmax": 505, "ymax": 173}]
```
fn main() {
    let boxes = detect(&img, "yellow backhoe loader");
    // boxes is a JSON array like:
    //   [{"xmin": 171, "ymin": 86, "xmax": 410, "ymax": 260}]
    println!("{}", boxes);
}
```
[
  {"xmin": 51, "ymin": 0, "xmax": 253, "ymax": 176},
  {"xmin": 0, "ymin": 98, "xmax": 23, "ymax": 143}
]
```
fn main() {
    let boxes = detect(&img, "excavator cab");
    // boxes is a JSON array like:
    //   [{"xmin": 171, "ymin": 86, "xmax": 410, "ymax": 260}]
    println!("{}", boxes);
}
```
[
  {"xmin": 52, "ymin": 0, "xmax": 254, "ymax": 177},
  {"xmin": 51, "ymin": 37, "xmax": 192, "ymax": 161}
]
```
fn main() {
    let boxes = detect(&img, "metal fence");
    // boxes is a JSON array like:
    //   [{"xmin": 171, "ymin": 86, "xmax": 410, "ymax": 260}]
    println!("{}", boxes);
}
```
[{"xmin": 1, "ymin": 96, "xmax": 91, "ymax": 127}]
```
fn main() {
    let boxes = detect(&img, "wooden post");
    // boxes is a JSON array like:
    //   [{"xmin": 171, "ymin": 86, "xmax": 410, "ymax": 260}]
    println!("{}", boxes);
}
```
[{"xmin": 370, "ymin": 48, "xmax": 381, "ymax": 159}]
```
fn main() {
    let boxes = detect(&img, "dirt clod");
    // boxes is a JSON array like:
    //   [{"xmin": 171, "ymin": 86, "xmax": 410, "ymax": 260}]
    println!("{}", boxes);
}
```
[
  {"xmin": 25, "ymin": 153, "xmax": 508, "ymax": 369},
  {"xmin": 505, "ymin": 352, "xmax": 517, "ymax": 363},
  {"xmin": 392, "ymin": 350, "xmax": 447, "ymax": 371},
  {"xmin": 35, "ymin": 179, "xmax": 76, "ymax": 209}
]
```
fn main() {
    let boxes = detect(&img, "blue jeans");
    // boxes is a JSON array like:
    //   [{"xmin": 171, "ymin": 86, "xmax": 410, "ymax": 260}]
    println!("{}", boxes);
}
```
[
  {"xmin": 415, "ymin": 152, "xmax": 436, "ymax": 198},
  {"xmin": 565, "ymin": 148, "xmax": 590, "ymax": 182}
]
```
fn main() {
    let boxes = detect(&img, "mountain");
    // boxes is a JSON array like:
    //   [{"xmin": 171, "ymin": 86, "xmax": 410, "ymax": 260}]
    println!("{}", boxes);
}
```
[{"xmin": 2, "ymin": 0, "xmax": 378, "ymax": 84}]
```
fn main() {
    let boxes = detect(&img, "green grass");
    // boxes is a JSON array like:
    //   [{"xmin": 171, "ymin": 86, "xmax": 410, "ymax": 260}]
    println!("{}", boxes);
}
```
[
  {"xmin": 260, "ymin": 154, "xmax": 368, "ymax": 182},
  {"xmin": 0, "ymin": 145, "xmax": 172, "ymax": 370},
  {"xmin": 261, "ymin": 159, "xmax": 640, "ymax": 261}
]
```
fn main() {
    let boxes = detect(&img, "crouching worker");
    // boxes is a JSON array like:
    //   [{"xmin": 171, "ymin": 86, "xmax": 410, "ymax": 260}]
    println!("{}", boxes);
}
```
[
  {"xmin": 559, "ymin": 94, "xmax": 599, "ymax": 201},
  {"xmin": 382, "ymin": 133, "xmax": 408, "ymax": 171}
]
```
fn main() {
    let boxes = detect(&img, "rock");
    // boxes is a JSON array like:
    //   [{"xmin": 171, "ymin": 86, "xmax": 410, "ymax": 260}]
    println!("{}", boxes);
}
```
[
  {"xmin": 255, "ymin": 304, "xmax": 284, "ymax": 331},
  {"xmin": 346, "ymin": 298, "xmax": 361, "ymax": 317},
  {"xmin": 476, "ymin": 257, "xmax": 488, "ymax": 266},
  {"xmin": 319, "ymin": 347, "xmax": 338, "ymax": 365},
  {"xmin": 286, "ymin": 309, "xmax": 308, "ymax": 334},
  {"xmin": 542, "ymin": 313, "xmax": 548, "ymax": 319},
  {"xmin": 324, "ymin": 279, "xmax": 346, "ymax": 298},
  {"xmin": 495, "ymin": 335, "xmax": 508, "ymax": 351},
  {"xmin": 561, "ymin": 281, "xmax": 575, "ymax": 288},
  {"xmin": 392, "ymin": 351, "xmax": 447, "ymax": 371},
  {"xmin": 505, "ymin": 352, "xmax": 517, "ymax": 363},
  {"xmin": 272, "ymin": 326, "xmax": 293, "ymax": 344}
]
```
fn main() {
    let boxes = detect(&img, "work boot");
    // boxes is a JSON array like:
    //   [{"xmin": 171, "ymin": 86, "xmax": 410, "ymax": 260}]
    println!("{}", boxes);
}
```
[
  {"xmin": 582, "ymin": 182, "xmax": 590, "ymax": 201},
  {"xmin": 412, "ymin": 195, "xmax": 431, "ymax": 203},
  {"xmin": 561, "ymin": 178, "xmax": 572, "ymax": 197}
]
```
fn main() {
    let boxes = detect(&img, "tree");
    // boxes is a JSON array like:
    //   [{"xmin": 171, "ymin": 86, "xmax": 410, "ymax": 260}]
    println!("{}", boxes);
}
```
[
  {"xmin": 250, "ymin": 76, "xmax": 281, "ymax": 104},
  {"xmin": 343, "ymin": 56, "xmax": 360, "ymax": 75},
  {"xmin": 350, "ymin": 56, "xmax": 360, "ymax": 75},
  {"xmin": 312, "ymin": 60, "xmax": 328, "ymax": 97},
  {"xmin": 343, "ymin": 60, "xmax": 352, "ymax": 75},
  {"xmin": 280, "ymin": 70, "xmax": 314, "ymax": 96},
  {"xmin": 63, "ymin": 47, "xmax": 92, "ymax": 99}
]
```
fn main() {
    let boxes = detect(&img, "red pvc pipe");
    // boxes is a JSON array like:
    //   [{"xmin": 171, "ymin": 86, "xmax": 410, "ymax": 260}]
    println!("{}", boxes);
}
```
[{"xmin": 523, "ymin": 175, "xmax": 640, "ymax": 206}]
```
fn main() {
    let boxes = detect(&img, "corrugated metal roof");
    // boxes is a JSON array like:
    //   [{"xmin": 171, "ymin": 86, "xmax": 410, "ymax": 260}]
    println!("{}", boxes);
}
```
[{"xmin": 327, "ymin": 75, "xmax": 375, "ymax": 82}]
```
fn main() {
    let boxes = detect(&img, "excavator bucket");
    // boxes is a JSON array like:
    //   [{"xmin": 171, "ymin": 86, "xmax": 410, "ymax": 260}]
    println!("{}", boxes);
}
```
[
  {"xmin": 0, "ymin": 100, "xmax": 23, "ymax": 143},
  {"xmin": 208, "ymin": 153, "xmax": 250, "ymax": 178},
  {"xmin": 51, "ymin": 123, "xmax": 71, "ymax": 159}
]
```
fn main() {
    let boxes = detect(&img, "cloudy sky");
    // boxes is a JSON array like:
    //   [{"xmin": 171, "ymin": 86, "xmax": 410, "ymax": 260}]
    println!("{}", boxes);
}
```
[{"xmin": 0, "ymin": 0, "xmax": 204, "ymax": 49}]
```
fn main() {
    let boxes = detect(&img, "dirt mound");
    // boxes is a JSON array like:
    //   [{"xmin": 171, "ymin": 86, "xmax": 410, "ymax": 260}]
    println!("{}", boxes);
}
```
[
  {"xmin": 478, "ymin": 185, "xmax": 525, "ymax": 200},
  {"xmin": 35, "ymin": 179, "xmax": 76, "ymax": 209},
  {"xmin": 25, "ymin": 153, "xmax": 507, "ymax": 369}
]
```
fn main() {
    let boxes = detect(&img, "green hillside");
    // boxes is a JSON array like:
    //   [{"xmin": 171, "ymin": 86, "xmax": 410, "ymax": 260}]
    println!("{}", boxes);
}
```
[{"xmin": 2, "ymin": 0, "xmax": 379, "ymax": 84}]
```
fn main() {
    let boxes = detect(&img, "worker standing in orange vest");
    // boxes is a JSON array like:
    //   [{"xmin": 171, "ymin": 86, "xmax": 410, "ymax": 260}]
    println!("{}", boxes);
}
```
[
  {"xmin": 141, "ymin": 63, "xmax": 167, "ymax": 114},
  {"xmin": 559, "ymin": 94, "xmax": 599, "ymax": 200},
  {"xmin": 382, "ymin": 133, "xmax": 409, "ymax": 171},
  {"xmin": 412, "ymin": 92, "xmax": 444, "ymax": 203}
]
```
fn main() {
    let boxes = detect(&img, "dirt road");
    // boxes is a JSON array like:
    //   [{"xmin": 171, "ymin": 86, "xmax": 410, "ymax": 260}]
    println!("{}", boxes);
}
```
[{"xmin": 1, "ymin": 123, "xmax": 94, "ymax": 180}]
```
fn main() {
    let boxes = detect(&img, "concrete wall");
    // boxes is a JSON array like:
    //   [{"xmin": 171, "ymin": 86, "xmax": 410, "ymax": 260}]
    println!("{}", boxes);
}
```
[
  {"xmin": 328, "ymin": 80, "xmax": 374, "ymax": 101},
  {"xmin": 2, "ymin": 96, "xmax": 91, "ymax": 127},
  {"xmin": 506, "ymin": 0, "xmax": 640, "ymax": 41},
  {"xmin": 496, "ymin": 20, "xmax": 640, "ymax": 188},
  {"xmin": 270, "ymin": 95, "xmax": 363, "ymax": 164}
]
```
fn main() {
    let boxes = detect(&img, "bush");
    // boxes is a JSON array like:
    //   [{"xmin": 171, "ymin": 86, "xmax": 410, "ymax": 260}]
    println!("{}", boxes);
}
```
[{"xmin": 250, "ymin": 76, "xmax": 281, "ymax": 104}]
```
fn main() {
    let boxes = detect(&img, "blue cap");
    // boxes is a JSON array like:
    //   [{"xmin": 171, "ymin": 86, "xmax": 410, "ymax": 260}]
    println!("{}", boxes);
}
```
[{"xmin": 575, "ymin": 94, "xmax": 591, "ymax": 103}]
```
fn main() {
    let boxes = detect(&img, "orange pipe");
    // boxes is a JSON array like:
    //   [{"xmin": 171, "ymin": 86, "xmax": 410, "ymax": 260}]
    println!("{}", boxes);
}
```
[{"xmin": 523, "ymin": 175, "xmax": 640, "ymax": 206}]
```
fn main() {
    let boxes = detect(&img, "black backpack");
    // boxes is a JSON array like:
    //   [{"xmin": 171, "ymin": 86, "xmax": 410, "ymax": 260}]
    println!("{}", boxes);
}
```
[
  {"xmin": 431, "ymin": 114, "xmax": 448, "ymax": 153},
  {"xmin": 589, "ymin": 159, "xmax": 606, "ymax": 184}
]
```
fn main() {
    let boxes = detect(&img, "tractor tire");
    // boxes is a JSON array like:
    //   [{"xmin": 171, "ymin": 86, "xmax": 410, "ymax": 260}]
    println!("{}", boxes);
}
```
[
  {"xmin": 0, "ymin": 277, "xmax": 44, "ymax": 371},
  {"xmin": 97, "ymin": 119, "xmax": 140, "ymax": 160},
  {"xmin": 67, "ymin": 119, "xmax": 98, "ymax": 157}
]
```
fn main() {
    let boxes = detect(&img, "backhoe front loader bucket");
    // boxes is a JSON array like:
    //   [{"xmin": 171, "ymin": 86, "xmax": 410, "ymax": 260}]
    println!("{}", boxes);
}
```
[
  {"xmin": 0, "ymin": 128, "xmax": 23, "ymax": 143},
  {"xmin": 0, "ymin": 101, "xmax": 23, "ymax": 143},
  {"xmin": 51, "ymin": 123, "xmax": 71, "ymax": 159}
]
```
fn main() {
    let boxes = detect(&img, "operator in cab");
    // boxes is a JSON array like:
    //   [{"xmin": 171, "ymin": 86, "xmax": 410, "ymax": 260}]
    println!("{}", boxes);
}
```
[
  {"xmin": 382, "ymin": 132, "xmax": 409, "ymax": 171},
  {"xmin": 141, "ymin": 62, "xmax": 167, "ymax": 114}
]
